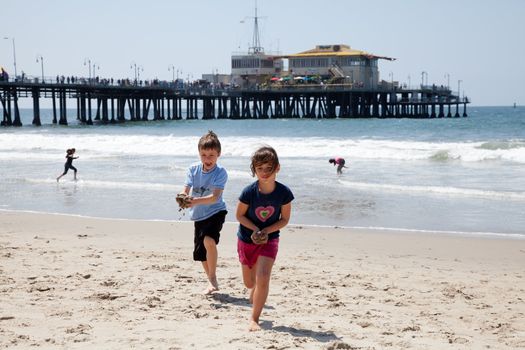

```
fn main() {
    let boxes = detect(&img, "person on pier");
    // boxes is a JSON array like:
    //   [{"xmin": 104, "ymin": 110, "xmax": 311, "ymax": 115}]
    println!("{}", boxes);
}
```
[{"xmin": 56, "ymin": 148, "xmax": 79, "ymax": 182}]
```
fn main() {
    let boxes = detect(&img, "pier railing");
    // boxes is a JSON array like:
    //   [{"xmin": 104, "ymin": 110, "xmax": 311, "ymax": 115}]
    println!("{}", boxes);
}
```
[{"xmin": 1, "ymin": 74, "xmax": 466, "ymax": 99}]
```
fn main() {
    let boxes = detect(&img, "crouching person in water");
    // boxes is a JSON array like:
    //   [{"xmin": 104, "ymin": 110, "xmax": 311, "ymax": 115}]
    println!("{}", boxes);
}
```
[
  {"xmin": 57, "ymin": 148, "xmax": 79, "ymax": 182},
  {"xmin": 329, "ymin": 157, "xmax": 346, "ymax": 175},
  {"xmin": 236, "ymin": 146, "xmax": 294, "ymax": 331}
]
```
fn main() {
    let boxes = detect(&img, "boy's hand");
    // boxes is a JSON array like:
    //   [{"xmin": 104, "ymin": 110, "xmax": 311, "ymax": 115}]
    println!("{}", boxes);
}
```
[
  {"xmin": 251, "ymin": 229, "xmax": 268, "ymax": 245},
  {"xmin": 176, "ymin": 193, "xmax": 193, "ymax": 209}
]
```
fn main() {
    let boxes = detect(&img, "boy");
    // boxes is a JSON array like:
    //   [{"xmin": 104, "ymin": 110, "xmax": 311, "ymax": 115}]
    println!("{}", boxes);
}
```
[{"xmin": 179, "ymin": 131, "xmax": 228, "ymax": 295}]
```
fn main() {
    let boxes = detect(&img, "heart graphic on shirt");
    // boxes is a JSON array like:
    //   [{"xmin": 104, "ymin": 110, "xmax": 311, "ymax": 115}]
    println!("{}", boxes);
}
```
[{"xmin": 255, "ymin": 206, "xmax": 275, "ymax": 222}]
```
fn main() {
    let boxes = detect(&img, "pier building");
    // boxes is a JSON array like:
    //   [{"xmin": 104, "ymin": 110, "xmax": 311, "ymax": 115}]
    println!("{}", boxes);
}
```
[
  {"xmin": 226, "ymin": 5, "xmax": 393, "ymax": 90},
  {"xmin": 285, "ymin": 44, "xmax": 394, "ymax": 89},
  {"xmin": 231, "ymin": 52, "xmax": 283, "ymax": 86}
]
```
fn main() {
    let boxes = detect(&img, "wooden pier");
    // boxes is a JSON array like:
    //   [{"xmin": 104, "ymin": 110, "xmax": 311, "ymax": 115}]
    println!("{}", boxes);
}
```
[{"xmin": 0, "ymin": 80, "xmax": 469, "ymax": 126}]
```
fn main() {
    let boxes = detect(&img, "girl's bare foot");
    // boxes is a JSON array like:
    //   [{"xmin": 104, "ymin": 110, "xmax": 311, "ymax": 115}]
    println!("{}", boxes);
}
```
[{"xmin": 249, "ymin": 319, "xmax": 261, "ymax": 332}]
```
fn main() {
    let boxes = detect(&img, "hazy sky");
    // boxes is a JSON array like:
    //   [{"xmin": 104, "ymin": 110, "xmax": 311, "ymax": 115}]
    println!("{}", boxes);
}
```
[{"xmin": 2, "ymin": 0, "xmax": 524, "ymax": 106}]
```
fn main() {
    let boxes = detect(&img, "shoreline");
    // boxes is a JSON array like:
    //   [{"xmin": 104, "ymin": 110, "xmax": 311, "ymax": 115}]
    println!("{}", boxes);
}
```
[
  {"xmin": 1, "ymin": 210, "xmax": 524, "ymax": 349},
  {"xmin": 1, "ymin": 208, "xmax": 523, "ymax": 240}
]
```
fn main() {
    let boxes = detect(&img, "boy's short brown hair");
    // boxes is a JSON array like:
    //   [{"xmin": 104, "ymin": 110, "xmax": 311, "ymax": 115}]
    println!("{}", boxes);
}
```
[
  {"xmin": 198, "ymin": 130, "xmax": 221, "ymax": 153},
  {"xmin": 250, "ymin": 146, "xmax": 280, "ymax": 176}
]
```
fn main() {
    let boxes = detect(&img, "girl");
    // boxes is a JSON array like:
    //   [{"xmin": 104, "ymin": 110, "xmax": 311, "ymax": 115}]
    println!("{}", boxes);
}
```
[
  {"xmin": 329, "ymin": 157, "xmax": 346, "ymax": 175},
  {"xmin": 235, "ymin": 146, "xmax": 294, "ymax": 331},
  {"xmin": 56, "ymin": 148, "xmax": 79, "ymax": 182}
]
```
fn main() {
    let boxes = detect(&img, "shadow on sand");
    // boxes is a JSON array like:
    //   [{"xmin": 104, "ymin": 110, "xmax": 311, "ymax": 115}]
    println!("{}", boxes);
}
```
[
  {"xmin": 262, "ymin": 321, "xmax": 340, "ymax": 342},
  {"xmin": 210, "ymin": 292, "xmax": 248, "ymax": 307},
  {"xmin": 211, "ymin": 292, "xmax": 275, "ymax": 310}
]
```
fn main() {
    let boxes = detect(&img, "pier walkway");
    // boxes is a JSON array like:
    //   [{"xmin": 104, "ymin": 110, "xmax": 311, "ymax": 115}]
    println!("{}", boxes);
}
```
[{"xmin": 0, "ymin": 80, "xmax": 469, "ymax": 126}]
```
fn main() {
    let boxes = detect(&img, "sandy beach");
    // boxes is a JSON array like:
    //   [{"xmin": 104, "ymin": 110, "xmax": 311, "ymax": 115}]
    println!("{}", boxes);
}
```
[{"xmin": 0, "ymin": 210, "xmax": 524, "ymax": 349}]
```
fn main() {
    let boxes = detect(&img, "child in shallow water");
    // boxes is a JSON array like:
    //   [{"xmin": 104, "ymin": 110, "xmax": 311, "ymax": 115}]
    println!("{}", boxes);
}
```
[
  {"xmin": 329, "ymin": 157, "xmax": 346, "ymax": 175},
  {"xmin": 56, "ymin": 148, "xmax": 78, "ymax": 182}
]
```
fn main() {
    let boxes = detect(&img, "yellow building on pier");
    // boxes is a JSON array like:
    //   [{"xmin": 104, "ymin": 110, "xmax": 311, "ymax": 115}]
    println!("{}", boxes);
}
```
[{"xmin": 285, "ymin": 44, "xmax": 394, "ymax": 89}]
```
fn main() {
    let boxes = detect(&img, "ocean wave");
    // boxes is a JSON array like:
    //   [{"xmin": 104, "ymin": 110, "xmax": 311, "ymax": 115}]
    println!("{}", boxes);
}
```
[
  {"xmin": 338, "ymin": 180, "xmax": 525, "ymax": 201},
  {"xmin": 429, "ymin": 150, "xmax": 460, "ymax": 161},
  {"xmin": 477, "ymin": 140, "xmax": 525, "ymax": 150},
  {"xmin": 1, "ymin": 134, "xmax": 525, "ymax": 163}
]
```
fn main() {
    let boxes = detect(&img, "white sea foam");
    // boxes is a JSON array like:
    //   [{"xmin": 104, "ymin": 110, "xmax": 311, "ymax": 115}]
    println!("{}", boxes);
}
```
[
  {"xmin": 168, "ymin": 164, "xmax": 190, "ymax": 171},
  {"xmin": 24, "ymin": 172, "xmax": 250, "ymax": 189},
  {"xmin": 292, "ymin": 223, "xmax": 525, "ymax": 240},
  {"xmin": 1, "ymin": 133, "xmax": 524, "ymax": 163},
  {"xmin": 334, "ymin": 225, "xmax": 525, "ymax": 240},
  {"xmin": 226, "ymin": 169, "xmax": 252, "ymax": 179},
  {"xmin": 338, "ymin": 180, "xmax": 525, "ymax": 200},
  {"xmin": 0, "ymin": 151, "xmax": 59, "ymax": 161},
  {"xmin": 25, "ymin": 178, "xmax": 180, "ymax": 191}
]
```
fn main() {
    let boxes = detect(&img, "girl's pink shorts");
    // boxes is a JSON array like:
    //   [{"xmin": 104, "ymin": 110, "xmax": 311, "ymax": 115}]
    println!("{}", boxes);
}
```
[{"xmin": 237, "ymin": 238, "xmax": 279, "ymax": 268}]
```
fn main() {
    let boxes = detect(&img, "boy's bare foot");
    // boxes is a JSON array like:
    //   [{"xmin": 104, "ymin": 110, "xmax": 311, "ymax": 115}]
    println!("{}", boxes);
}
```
[
  {"xmin": 249, "ymin": 319, "xmax": 261, "ymax": 332},
  {"xmin": 202, "ymin": 284, "xmax": 218, "ymax": 295},
  {"xmin": 202, "ymin": 286, "xmax": 218, "ymax": 295},
  {"xmin": 202, "ymin": 278, "xmax": 219, "ymax": 295}
]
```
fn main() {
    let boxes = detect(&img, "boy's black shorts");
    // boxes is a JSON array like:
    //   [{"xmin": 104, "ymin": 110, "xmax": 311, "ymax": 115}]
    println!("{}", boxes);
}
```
[{"xmin": 193, "ymin": 210, "xmax": 227, "ymax": 261}]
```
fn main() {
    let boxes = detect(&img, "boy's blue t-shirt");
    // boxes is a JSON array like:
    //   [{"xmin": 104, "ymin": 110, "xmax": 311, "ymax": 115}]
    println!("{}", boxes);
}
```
[
  {"xmin": 185, "ymin": 163, "xmax": 228, "ymax": 221},
  {"xmin": 237, "ymin": 181, "xmax": 294, "ymax": 243}
]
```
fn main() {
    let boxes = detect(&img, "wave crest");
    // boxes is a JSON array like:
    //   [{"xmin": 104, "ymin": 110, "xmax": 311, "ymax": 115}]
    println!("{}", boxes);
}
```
[
  {"xmin": 339, "ymin": 180, "xmax": 525, "ymax": 201},
  {"xmin": 1, "ymin": 134, "xmax": 525, "ymax": 163},
  {"xmin": 477, "ymin": 141, "xmax": 525, "ymax": 150}
]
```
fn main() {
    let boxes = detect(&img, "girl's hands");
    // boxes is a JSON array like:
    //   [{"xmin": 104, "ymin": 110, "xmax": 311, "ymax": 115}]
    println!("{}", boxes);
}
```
[{"xmin": 251, "ymin": 228, "xmax": 268, "ymax": 245}]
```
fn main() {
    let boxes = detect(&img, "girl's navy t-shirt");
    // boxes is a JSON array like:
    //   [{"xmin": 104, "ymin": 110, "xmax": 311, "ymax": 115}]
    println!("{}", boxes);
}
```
[{"xmin": 237, "ymin": 181, "xmax": 294, "ymax": 243}]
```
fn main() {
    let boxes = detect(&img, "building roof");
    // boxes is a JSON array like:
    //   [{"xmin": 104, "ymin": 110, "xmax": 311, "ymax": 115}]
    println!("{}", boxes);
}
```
[{"xmin": 285, "ymin": 44, "xmax": 395, "ymax": 61}]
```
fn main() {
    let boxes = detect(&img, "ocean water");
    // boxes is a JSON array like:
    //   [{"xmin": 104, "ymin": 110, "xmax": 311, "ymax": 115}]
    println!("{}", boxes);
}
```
[{"xmin": 1, "ymin": 106, "xmax": 524, "ymax": 238}]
